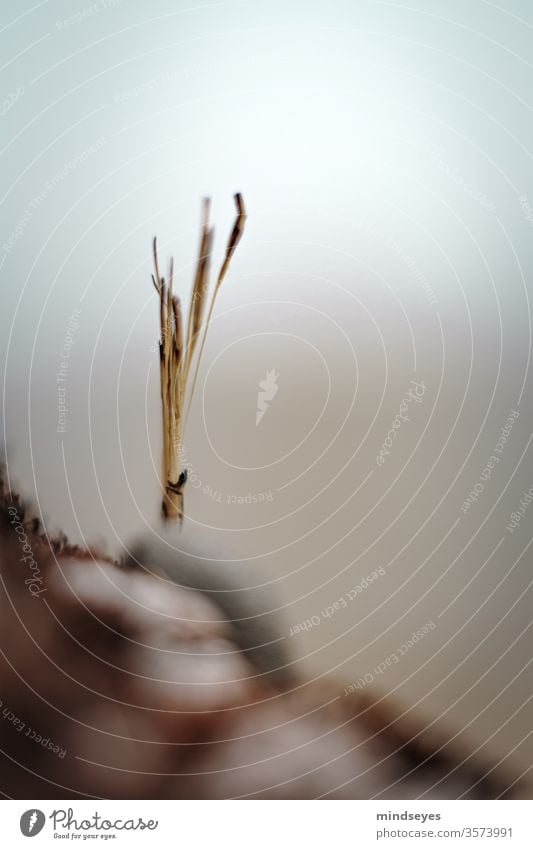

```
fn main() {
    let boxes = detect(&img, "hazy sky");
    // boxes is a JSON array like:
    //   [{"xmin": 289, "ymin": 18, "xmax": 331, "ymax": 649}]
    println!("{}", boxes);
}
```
[{"xmin": 1, "ymin": 0, "xmax": 532, "ymax": 774}]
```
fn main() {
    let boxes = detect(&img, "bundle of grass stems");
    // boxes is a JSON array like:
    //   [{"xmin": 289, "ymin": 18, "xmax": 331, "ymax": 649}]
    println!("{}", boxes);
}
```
[{"xmin": 151, "ymin": 193, "xmax": 246, "ymax": 522}]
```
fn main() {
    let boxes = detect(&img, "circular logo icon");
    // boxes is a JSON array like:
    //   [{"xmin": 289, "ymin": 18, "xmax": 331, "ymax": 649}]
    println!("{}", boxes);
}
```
[{"xmin": 20, "ymin": 810, "xmax": 46, "ymax": 837}]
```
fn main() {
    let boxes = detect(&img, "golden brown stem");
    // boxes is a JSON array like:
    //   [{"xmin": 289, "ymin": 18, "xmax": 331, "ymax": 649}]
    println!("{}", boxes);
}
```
[{"xmin": 152, "ymin": 195, "xmax": 246, "ymax": 523}]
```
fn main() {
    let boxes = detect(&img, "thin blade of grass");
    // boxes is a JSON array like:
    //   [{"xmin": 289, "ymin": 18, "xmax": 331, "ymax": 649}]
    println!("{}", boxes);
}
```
[
  {"xmin": 183, "ymin": 199, "xmax": 213, "ymax": 382},
  {"xmin": 215, "ymin": 192, "xmax": 246, "ymax": 290},
  {"xmin": 184, "ymin": 193, "xmax": 246, "ymax": 424}
]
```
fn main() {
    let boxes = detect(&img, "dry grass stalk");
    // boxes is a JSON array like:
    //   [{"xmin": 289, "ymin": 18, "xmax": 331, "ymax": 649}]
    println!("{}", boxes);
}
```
[
  {"xmin": 185, "ymin": 193, "xmax": 246, "ymax": 420},
  {"xmin": 152, "ymin": 194, "xmax": 246, "ymax": 522}
]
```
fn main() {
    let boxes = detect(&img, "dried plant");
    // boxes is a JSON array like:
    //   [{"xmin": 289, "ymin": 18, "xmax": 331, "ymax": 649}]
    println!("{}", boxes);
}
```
[{"xmin": 152, "ymin": 194, "xmax": 246, "ymax": 522}]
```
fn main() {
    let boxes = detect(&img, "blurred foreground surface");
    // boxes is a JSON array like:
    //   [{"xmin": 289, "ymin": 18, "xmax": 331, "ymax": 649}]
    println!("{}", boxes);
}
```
[{"xmin": 0, "ymin": 482, "xmax": 529, "ymax": 800}]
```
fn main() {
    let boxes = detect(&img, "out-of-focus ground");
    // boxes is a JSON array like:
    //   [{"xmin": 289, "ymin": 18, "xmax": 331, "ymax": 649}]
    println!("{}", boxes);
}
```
[{"xmin": 0, "ymin": 486, "xmax": 528, "ymax": 799}]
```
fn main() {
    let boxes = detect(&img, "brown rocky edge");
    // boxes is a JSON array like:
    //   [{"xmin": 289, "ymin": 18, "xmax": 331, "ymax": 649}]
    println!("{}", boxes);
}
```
[{"xmin": 0, "ymin": 475, "xmax": 529, "ymax": 799}]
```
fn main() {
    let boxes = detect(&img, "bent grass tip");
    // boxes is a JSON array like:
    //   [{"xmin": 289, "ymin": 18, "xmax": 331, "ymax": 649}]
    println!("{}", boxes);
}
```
[{"xmin": 152, "ymin": 194, "xmax": 246, "ymax": 523}]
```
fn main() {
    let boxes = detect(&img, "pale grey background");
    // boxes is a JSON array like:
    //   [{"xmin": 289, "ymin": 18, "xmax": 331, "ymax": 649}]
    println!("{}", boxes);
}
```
[{"xmin": 1, "ymin": 0, "xmax": 532, "ymax": 777}]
